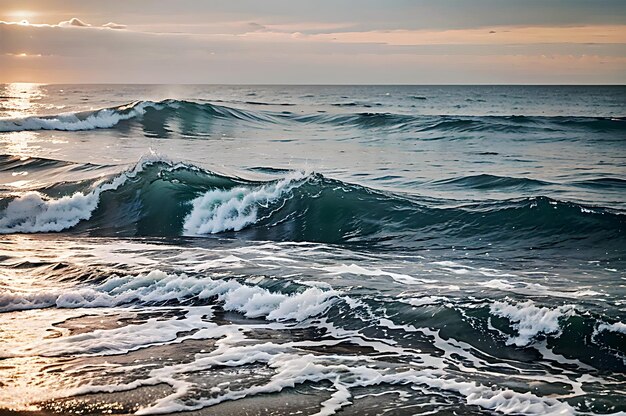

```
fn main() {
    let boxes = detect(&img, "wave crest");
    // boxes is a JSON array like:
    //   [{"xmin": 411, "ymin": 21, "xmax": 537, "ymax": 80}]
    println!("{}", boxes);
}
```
[
  {"xmin": 0, "ymin": 101, "xmax": 160, "ymax": 132},
  {"xmin": 0, "ymin": 157, "xmax": 152, "ymax": 233},
  {"xmin": 183, "ymin": 172, "xmax": 309, "ymax": 235}
]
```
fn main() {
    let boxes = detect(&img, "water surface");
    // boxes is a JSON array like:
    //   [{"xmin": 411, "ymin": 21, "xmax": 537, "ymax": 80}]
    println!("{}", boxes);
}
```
[{"xmin": 0, "ymin": 84, "xmax": 625, "ymax": 415}]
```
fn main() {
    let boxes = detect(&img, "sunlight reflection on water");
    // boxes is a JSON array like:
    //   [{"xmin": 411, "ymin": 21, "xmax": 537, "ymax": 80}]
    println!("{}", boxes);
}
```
[{"xmin": 0, "ymin": 82, "xmax": 44, "ymax": 118}]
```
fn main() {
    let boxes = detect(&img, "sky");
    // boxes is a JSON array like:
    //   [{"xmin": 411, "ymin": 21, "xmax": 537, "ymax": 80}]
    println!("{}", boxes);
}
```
[{"xmin": 1, "ymin": 0, "xmax": 625, "ymax": 84}]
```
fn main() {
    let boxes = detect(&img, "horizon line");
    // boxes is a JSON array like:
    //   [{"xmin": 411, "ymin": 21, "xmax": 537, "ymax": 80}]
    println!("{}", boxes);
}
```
[{"xmin": 2, "ymin": 82, "xmax": 625, "ymax": 86}]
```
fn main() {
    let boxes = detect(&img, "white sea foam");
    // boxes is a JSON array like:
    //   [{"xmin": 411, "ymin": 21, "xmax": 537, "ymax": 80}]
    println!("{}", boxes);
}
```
[
  {"xmin": 11, "ymin": 307, "xmax": 226, "ymax": 357},
  {"xmin": 183, "ymin": 172, "xmax": 308, "ymax": 235},
  {"xmin": 320, "ymin": 263, "xmax": 436, "ymax": 284},
  {"xmin": 490, "ymin": 299, "xmax": 574, "ymax": 347},
  {"xmin": 0, "ymin": 156, "xmax": 157, "ymax": 233},
  {"xmin": 431, "ymin": 260, "xmax": 474, "ymax": 275},
  {"xmin": 596, "ymin": 321, "xmax": 626, "ymax": 335},
  {"xmin": 69, "ymin": 339, "xmax": 574, "ymax": 416},
  {"xmin": 400, "ymin": 295, "xmax": 450, "ymax": 307},
  {"xmin": 2, "ymin": 268, "xmax": 578, "ymax": 415},
  {"xmin": 478, "ymin": 279, "xmax": 601, "ymax": 298},
  {"xmin": 311, "ymin": 377, "xmax": 351, "ymax": 416},
  {"xmin": 0, "ymin": 101, "xmax": 159, "ymax": 132},
  {"xmin": 0, "ymin": 269, "xmax": 339, "ymax": 323}
]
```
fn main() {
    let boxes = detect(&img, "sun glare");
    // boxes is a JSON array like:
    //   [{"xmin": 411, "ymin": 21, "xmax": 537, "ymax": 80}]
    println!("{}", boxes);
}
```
[
  {"xmin": 5, "ymin": 10, "xmax": 36, "ymax": 25},
  {"xmin": 2, "ymin": 83, "xmax": 43, "ymax": 117},
  {"xmin": 7, "ymin": 10, "xmax": 36, "ymax": 19}
]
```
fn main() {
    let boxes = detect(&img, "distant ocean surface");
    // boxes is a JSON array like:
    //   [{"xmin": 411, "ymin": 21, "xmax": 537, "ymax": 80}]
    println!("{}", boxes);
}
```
[{"xmin": 0, "ymin": 84, "xmax": 624, "ymax": 415}]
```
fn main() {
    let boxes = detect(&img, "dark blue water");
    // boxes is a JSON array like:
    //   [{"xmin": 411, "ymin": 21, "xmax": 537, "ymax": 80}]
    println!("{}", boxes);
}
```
[{"xmin": 0, "ymin": 84, "xmax": 625, "ymax": 415}]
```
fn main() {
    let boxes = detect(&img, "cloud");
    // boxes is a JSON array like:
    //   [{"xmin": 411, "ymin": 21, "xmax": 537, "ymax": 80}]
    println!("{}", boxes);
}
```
[
  {"xmin": 58, "ymin": 18, "xmax": 91, "ymax": 28},
  {"xmin": 303, "ymin": 25, "xmax": 626, "ymax": 46},
  {"xmin": 246, "ymin": 22, "xmax": 267, "ymax": 32},
  {"xmin": 1, "ymin": 18, "xmax": 127, "ymax": 30},
  {"xmin": 103, "ymin": 22, "xmax": 126, "ymax": 30}
]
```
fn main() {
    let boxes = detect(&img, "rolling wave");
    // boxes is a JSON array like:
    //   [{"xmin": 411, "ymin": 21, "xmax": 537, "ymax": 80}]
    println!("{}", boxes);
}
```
[
  {"xmin": 431, "ymin": 174, "xmax": 550, "ymax": 190},
  {"xmin": 0, "ymin": 157, "xmax": 622, "ymax": 249},
  {"xmin": 1, "ymin": 99, "xmax": 624, "ymax": 134},
  {"xmin": 0, "ymin": 100, "xmax": 278, "ymax": 132},
  {"xmin": 0, "ymin": 101, "xmax": 158, "ymax": 132}
]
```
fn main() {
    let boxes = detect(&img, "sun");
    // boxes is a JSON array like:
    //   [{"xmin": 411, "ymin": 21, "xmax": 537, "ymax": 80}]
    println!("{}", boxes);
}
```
[{"xmin": 6, "ymin": 10, "xmax": 36, "ymax": 23}]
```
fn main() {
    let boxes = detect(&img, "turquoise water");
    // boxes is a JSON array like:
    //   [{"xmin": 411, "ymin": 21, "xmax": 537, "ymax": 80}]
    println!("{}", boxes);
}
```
[{"xmin": 0, "ymin": 84, "xmax": 625, "ymax": 415}]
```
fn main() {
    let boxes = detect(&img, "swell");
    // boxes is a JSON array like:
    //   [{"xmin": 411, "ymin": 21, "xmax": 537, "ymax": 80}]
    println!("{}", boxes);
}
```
[
  {"xmin": 0, "ymin": 158, "xmax": 623, "ymax": 249},
  {"xmin": 0, "ymin": 154, "xmax": 115, "ymax": 179},
  {"xmin": 572, "ymin": 177, "xmax": 626, "ymax": 189},
  {"xmin": 0, "ymin": 99, "xmax": 280, "ymax": 132},
  {"xmin": 427, "ymin": 174, "xmax": 626, "ymax": 196},
  {"xmin": 1, "ymin": 99, "xmax": 625, "ymax": 134},
  {"xmin": 431, "ymin": 174, "xmax": 550, "ymax": 190}
]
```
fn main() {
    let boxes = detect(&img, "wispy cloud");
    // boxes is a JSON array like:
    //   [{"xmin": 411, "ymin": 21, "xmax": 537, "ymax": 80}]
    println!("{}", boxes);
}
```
[{"xmin": 303, "ymin": 25, "xmax": 626, "ymax": 46}]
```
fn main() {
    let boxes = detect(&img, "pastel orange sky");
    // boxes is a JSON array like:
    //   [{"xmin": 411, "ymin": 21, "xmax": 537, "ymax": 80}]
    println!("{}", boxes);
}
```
[{"xmin": 1, "ymin": 0, "xmax": 625, "ymax": 83}]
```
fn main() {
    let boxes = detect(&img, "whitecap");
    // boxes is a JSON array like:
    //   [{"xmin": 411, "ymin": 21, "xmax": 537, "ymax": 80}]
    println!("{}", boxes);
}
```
[
  {"xmin": 490, "ymin": 299, "xmax": 574, "ymax": 347},
  {"xmin": 0, "ymin": 101, "xmax": 160, "ymax": 132},
  {"xmin": 183, "ymin": 172, "xmax": 308, "ymax": 235}
]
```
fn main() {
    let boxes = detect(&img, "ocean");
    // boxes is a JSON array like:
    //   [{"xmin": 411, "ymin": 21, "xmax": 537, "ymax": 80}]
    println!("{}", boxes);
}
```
[{"xmin": 0, "ymin": 84, "xmax": 624, "ymax": 415}]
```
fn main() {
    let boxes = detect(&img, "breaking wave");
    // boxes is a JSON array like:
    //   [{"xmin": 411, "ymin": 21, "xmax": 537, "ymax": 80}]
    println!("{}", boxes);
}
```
[
  {"xmin": 1, "ymin": 99, "xmax": 624, "ymax": 134},
  {"xmin": 0, "ymin": 157, "xmax": 623, "ymax": 251}
]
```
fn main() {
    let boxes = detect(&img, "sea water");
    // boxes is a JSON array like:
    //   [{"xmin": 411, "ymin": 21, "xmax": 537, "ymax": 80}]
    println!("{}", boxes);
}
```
[{"xmin": 0, "ymin": 84, "xmax": 624, "ymax": 415}]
